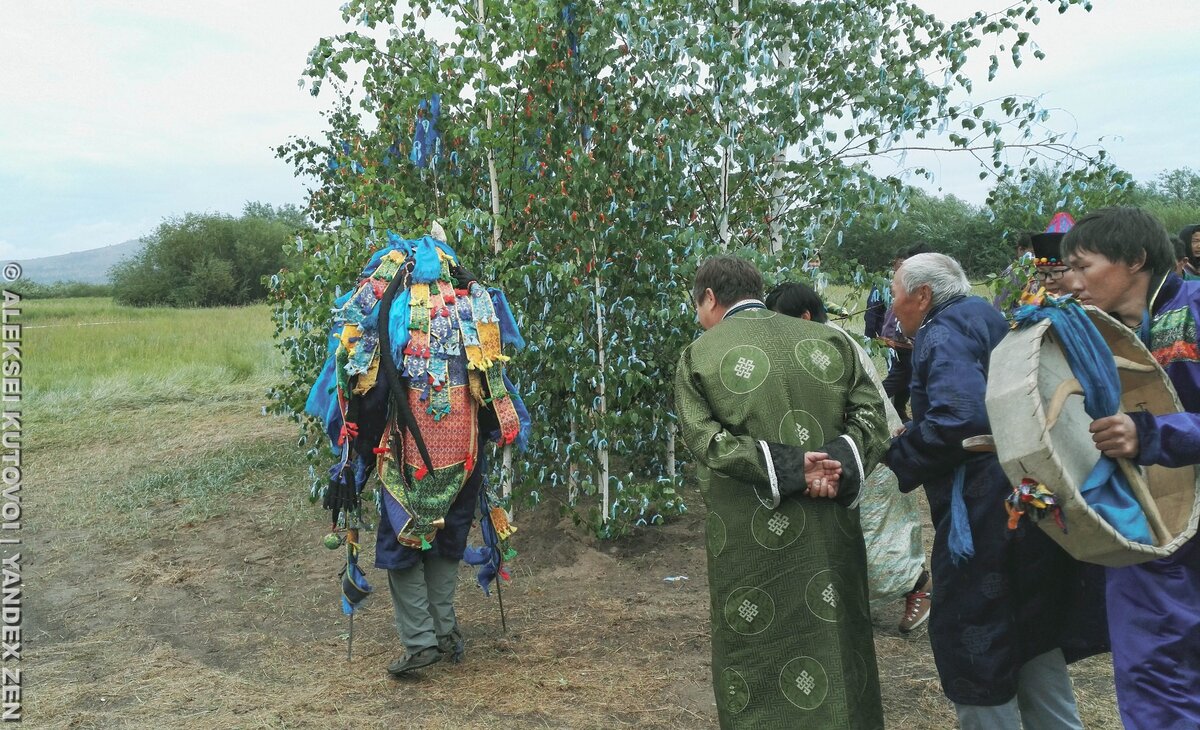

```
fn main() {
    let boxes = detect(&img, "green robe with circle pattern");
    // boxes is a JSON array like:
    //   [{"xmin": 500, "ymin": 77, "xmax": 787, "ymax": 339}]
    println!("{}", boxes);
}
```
[{"xmin": 675, "ymin": 307, "xmax": 888, "ymax": 730}]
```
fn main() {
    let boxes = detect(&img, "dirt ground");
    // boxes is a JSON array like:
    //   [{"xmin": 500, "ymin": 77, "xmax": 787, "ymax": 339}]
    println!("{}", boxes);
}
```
[{"xmin": 24, "ymin": 401, "xmax": 1121, "ymax": 729}]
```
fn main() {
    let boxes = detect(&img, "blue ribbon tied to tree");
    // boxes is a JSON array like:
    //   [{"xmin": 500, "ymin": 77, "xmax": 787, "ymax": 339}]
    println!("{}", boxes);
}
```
[
  {"xmin": 1013, "ymin": 298, "xmax": 1153, "ymax": 545},
  {"xmin": 410, "ymin": 94, "xmax": 441, "ymax": 169}
]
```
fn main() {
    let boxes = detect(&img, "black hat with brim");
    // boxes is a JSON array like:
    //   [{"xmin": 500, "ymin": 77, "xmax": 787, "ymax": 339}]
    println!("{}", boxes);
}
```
[{"xmin": 1031, "ymin": 231, "xmax": 1066, "ymax": 266}]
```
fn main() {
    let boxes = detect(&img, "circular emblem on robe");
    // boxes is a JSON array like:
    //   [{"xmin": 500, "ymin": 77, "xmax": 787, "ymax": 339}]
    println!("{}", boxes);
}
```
[
  {"xmin": 751, "ymin": 499, "xmax": 806, "ymax": 550},
  {"xmin": 980, "ymin": 572, "xmax": 1007, "ymax": 599},
  {"xmin": 779, "ymin": 656, "xmax": 830, "ymax": 710},
  {"xmin": 805, "ymin": 570, "xmax": 844, "ymax": 623},
  {"xmin": 710, "ymin": 431, "xmax": 741, "ymax": 458},
  {"xmin": 778, "ymin": 410, "xmax": 824, "ymax": 448},
  {"xmin": 962, "ymin": 624, "xmax": 998, "ymax": 655},
  {"xmin": 794, "ymin": 339, "xmax": 845, "ymax": 384},
  {"xmin": 696, "ymin": 463, "xmax": 712, "ymax": 500},
  {"xmin": 707, "ymin": 512, "xmax": 728, "ymax": 557},
  {"xmin": 833, "ymin": 501, "xmax": 859, "ymax": 539},
  {"xmin": 919, "ymin": 325, "xmax": 950, "ymax": 360},
  {"xmin": 853, "ymin": 651, "xmax": 869, "ymax": 699},
  {"xmin": 724, "ymin": 586, "xmax": 775, "ymax": 635},
  {"xmin": 719, "ymin": 345, "xmax": 771, "ymax": 394},
  {"xmin": 718, "ymin": 668, "xmax": 750, "ymax": 715}
]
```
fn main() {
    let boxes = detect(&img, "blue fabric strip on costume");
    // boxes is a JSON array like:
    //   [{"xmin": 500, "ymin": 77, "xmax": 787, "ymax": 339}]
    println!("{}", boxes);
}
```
[
  {"xmin": 386, "ymin": 288, "xmax": 411, "ymax": 358},
  {"xmin": 503, "ymin": 372, "xmax": 532, "ymax": 452},
  {"xmin": 489, "ymin": 288, "xmax": 526, "ymax": 351}
]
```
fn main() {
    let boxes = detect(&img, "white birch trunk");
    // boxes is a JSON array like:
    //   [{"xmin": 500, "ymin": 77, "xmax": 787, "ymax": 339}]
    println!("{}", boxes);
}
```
[
  {"xmin": 665, "ymin": 420, "xmax": 676, "ymax": 480},
  {"xmin": 719, "ymin": 146, "xmax": 730, "ymax": 249},
  {"xmin": 568, "ymin": 415, "xmax": 579, "ymax": 505},
  {"xmin": 476, "ymin": 0, "xmax": 512, "ymax": 503},
  {"xmin": 717, "ymin": 0, "xmax": 739, "ymax": 250},
  {"xmin": 478, "ymin": 0, "xmax": 503, "ymax": 257},
  {"xmin": 594, "ymin": 272, "xmax": 609, "ymax": 521},
  {"xmin": 768, "ymin": 44, "xmax": 791, "ymax": 255}
]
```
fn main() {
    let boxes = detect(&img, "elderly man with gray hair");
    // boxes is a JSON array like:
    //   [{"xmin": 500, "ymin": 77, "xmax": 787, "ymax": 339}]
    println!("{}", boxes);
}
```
[{"xmin": 884, "ymin": 253, "xmax": 1107, "ymax": 729}]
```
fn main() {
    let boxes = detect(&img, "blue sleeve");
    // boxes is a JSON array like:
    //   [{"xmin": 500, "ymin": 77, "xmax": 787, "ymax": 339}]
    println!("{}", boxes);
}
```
[
  {"xmin": 1129, "ymin": 410, "xmax": 1200, "ymax": 468},
  {"xmin": 885, "ymin": 323, "xmax": 993, "ymax": 490}
]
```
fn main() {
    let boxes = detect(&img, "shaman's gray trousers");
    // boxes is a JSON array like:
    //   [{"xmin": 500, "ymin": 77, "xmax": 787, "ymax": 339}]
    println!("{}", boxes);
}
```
[{"xmin": 387, "ymin": 553, "xmax": 461, "ymax": 653}]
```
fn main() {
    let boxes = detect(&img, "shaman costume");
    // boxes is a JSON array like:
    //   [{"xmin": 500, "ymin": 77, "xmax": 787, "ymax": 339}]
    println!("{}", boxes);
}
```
[
  {"xmin": 884, "ymin": 295, "xmax": 1107, "ymax": 712},
  {"xmin": 675, "ymin": 304, "xmax": 888, "ymax": 730},
  {"xmin": 1112, "ymin": 273, "xmax": 1200, "ymax": 729},
  {"xmin": 305, "ymin": 232, "xmax": 528, "ymax": 667}
]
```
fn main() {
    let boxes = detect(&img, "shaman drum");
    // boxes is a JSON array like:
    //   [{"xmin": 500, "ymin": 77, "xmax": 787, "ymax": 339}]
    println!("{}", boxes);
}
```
[{"xmin": 985, "ymin": 306, "xmax": 1200, "ymax": 567}]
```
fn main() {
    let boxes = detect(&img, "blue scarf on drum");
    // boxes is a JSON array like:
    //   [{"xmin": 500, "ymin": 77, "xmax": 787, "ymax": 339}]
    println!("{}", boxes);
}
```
[{"xmin": 1012, "ymin": 298, "xmax": 1153, "ymax": 544}]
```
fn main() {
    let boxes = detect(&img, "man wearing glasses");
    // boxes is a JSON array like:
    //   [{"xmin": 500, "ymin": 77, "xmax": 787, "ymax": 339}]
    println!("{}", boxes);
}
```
[{"xmin": 1030, "ymin": 230, "xmax": 1075, "ymax": 296}]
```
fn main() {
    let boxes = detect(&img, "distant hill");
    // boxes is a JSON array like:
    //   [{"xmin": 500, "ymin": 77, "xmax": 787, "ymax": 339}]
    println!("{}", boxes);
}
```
[{"xmin": 17, "ymin": 239, "xmax": 145, "ymax": 285}]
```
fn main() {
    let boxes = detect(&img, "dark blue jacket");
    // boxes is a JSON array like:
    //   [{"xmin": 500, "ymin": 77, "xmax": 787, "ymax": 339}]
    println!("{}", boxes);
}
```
[{"xmin": 886, "ymin": 295, "xmax": 1107, "ymax": 705}]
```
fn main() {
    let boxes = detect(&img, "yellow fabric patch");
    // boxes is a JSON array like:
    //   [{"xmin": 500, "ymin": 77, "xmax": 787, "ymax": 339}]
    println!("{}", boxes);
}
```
[
  {"xmin": 465, "ymin": 344, "xmax": 486, "ymax": 370},
  {"xmin": 469, "ymin": 370, "xmax": 486, "ymax": 404},
  {"xmin": 339, "ymin": 324, "xmax": 361, "ymax": 353},
  {"xmin": 478, "ymin": 321, "xmax": 505, "ymax": 365},
  {"xmin": 410, "ymin": 283, "xmax": 430, "ymax": 307},
  {"xmin": 352, "ymin": 357, "xmax": 380, "ymax": 395},
  {"xmin": 490, "ymin": 506, "xmax": 517, "ymax": 540}
]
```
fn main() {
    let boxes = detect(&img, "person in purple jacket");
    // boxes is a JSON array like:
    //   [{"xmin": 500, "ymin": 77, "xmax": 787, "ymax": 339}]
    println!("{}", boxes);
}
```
[{"xmin": 1063, "ymin": 207, "xmax": 1200, "ymax": 730}]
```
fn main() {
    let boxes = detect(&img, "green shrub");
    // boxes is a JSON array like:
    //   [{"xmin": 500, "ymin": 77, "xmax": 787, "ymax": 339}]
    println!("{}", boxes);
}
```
[
  {"xmin": 111, "ymin": 203, "xmax": 309, "ymax": 308},
  {"xmin": 16, "ymin": 281, "xmax": 114, "ymax": 299}
]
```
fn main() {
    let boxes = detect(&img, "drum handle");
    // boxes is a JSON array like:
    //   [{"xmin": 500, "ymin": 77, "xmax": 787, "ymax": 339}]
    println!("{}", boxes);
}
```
[{"xmin": 1117, "ymin": 458, "xmax": 1171, "ymax": 546}]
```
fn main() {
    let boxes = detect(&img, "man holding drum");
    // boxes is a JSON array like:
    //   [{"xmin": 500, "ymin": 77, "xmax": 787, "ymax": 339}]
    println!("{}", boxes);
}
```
[
  {"xmin": 1062, "ymin": 207, "xmax": 1200, "ymax": 730},
  {"xmin": 884, "ymin": 253, "xmax": 1105, "ymax": 729}
]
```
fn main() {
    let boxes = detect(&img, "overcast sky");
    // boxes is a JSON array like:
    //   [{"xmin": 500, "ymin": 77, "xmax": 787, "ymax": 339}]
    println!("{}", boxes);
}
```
[{"xmin": 2, "ymin": 1, "xmax": 1197, "ymax": 260}]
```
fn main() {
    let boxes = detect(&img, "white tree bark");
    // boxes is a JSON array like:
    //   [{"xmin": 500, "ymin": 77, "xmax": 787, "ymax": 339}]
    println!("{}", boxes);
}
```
[
  {"xmin": 568, "ymin": 415, "xmax": 579, "ymax": 505},
  {"xmin": 594, "ymin": 272, "xmax": 609, "ymax": 521},
  {"xmin": 476, "ymin": 0, "xmax": 512, "ymax": 502},
  {"xmin": 665, "ymin": 420, "xmax": 676, "ymax": 480},
  {"xmin": 767, "ymin": 44, "xmax": 791, "ymax": 255}
]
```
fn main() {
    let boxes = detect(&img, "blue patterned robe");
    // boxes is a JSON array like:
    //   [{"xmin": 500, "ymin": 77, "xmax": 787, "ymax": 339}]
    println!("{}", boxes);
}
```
[{"xmin": 885, "ymin": 295, "xmax": 1107, "ymax": 706}]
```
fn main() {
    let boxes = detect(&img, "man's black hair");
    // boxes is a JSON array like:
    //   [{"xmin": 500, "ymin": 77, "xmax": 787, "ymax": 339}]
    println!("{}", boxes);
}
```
[
  {"xmin": 765, "ymin": 281, "xmax": 828, "ymax": 323},
  {"xmin": 1178, "ymin": 224, "xmax": 1200, "ymax": 267},
  {"xmin": 903, "ymin": 243, "xmax": 932, "ymax": 259},
  {"xmin": 1172, "ymin": 235, "xmax": 1188, "ymax": 262},
  {"xmin": 692, "ymin": 255, "xmax": 764, "ymax": 306},
  {"xmin": 1015, "ymin": 231, "xmax": 1034, "ymax": 252},
  {"xmin": 1061, "ymin": 207, "xmax": 1175, "ymax": 278}
]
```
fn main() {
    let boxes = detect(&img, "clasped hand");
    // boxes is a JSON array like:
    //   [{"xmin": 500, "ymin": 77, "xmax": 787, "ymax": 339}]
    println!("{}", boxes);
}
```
[{"xmin": 803, "ymin": 452, "xmax": 842, "ymax": 499}]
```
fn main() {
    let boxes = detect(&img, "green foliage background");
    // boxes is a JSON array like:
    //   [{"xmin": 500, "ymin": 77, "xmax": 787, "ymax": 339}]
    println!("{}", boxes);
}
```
[{"xmin": 272, "ymin": 0, "xmax": 1143, "ymax": 534}]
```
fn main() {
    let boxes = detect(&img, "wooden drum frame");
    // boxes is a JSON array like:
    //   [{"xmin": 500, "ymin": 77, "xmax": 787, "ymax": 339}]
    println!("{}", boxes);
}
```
[{"xmin": 983, "ymin": 307, "xmax": 1200, "ymax": 567}]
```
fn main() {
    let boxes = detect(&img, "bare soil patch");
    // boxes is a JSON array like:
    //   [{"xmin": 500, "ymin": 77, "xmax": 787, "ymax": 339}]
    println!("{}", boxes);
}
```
[{"xmin": 25, "ymin": 404, "xmax": 1120, "ymax": 729}]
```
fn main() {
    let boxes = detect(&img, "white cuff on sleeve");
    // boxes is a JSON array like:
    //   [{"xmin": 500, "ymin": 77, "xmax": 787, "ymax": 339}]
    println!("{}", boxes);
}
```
[
  {"xmin": 758, "ymin": 440, "xmax": 781, "ymax": 509},
  {"xmin": 839, "ymin": 434, "xmax": 865, "ymax": 510}
]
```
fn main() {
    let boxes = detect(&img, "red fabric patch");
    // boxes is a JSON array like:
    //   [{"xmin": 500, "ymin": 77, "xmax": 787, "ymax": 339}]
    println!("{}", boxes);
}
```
[
  {"xmin": 370, "ymin": 278, "xmax": 389, "ymax": 299},
  {"xmin": 403, "ymin": 386, "xmax": 478, "ymax": 471},
  {"xmin": 1153, "ymin": 341, "xmax": 1200, "ymax": 366}
]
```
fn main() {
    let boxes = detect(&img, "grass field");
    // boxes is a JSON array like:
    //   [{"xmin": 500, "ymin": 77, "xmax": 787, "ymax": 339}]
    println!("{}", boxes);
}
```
[{"xmin": 23, "ymin": 296, "xmax": 1121, "ymax": 729}]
